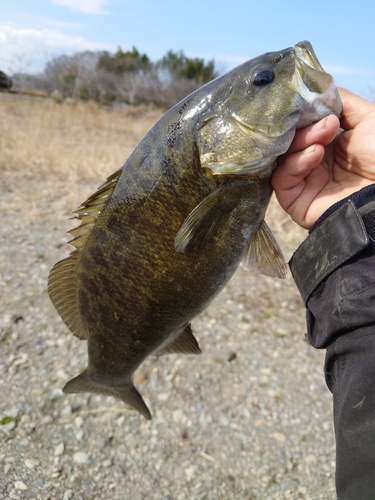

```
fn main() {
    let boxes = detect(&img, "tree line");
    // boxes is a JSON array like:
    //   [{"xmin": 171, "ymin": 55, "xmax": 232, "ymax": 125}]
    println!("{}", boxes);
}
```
[{"xmin": 1, "ymin": 47, "xmax": 218, "ymax": 108}]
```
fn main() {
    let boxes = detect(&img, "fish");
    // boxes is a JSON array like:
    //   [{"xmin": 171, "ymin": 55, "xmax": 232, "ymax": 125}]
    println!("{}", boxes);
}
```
[{"xmin": 48, "ymin": 41, "xmax": 342, "ymax": 420}]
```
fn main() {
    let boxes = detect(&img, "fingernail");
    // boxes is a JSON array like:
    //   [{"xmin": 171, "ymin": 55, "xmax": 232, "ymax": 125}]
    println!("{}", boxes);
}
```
[
  {"xmin": 304, "ymin": 144, "xmax": 318, "ymax": 155},
  {"xmin": 311, "ymin": 116, "xmax": 328, "ymax": 132}
]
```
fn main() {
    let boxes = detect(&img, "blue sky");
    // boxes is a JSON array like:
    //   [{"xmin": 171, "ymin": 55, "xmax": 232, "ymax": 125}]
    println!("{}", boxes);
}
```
[{"xmin": 1, "ymin": 0, "xmax": 374, "ymax": 98}]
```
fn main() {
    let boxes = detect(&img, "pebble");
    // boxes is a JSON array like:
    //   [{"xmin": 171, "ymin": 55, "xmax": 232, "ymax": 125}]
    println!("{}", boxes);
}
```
[
  {"xmin": 60, "ymin": 404, "xmax": 72, "ymax": 418},
  {"xmin": 305, "ymin": 454, "xmax": 316, "ymax": 464},
  {"xmin": 49, "ymin": 388, "xmax": 63, "ymax": 400},
  {"xmin": 102, "ymin": 459, "xmax": 112, "ymax": 467},
  {"xmin": 54, "ymin": 442, "xmax": 65, "ymax": 456},
  {"xmin": 73, "ymin": 451, "xmax": 89, "ymax": 464},
  {"xmin": 56, "ymin": 369, "xmax": 69, "ymax": 380},
  {"xmin": 75, "ymin": 430, "xmax": 84, "ymax": 441},
  {"xmin": 52, "ymin": 467, "xmax": 62, "ymax": 478},
  {"xmin": 41, "ymin": 415, "xmax": 53, "ymax": 425},
  {"xmin": 63, "ymin": 490, "xmax": 74, "ymax": 500},
  {"xmin": 3, "ymin": 420, "xmax": 16, "ymax": 431},
  {"xmin": 172, "ymin": 409, "xmax": 185, "ymax": 424},
  {"xmin": 219, "ymin": 413, "xmax": 229, "ymax": 426},
  {"xmin": 155, "ymin": 459, "xmax": 163, "ymax": 472},
  {"xmin": 157, "ymin": 393, "xmax": 169, "ymax": 401},
  {"xmin": 96, "ymin": 437, "xmax": 107, "ymax": 448},
  {"xmin": 116, "ymin": 416, "xmax": 125, "ymax": 426},
  {"xmin": 254, "ymin": 419, "xmax": 265, "ymax": 427},
  {"xmin": 14, "ymin": 481, "xmax": 28, "ymax": 491},
  {"xmin": 185, "ymin": 466, "xmax": 196, "ymax": 481},
  {"xmin": 5, "ymin": 408, "xmax": 20, "ymax": 419},
  {"xmin": 25, "ymin": 459, "xmax": 38, "ymax": 469},
  {"xmin": 273, "ymin": 432, "xmax": 287, "ymax": 443},
  {"xmin": 74, "ymin": 416, "xmax": 84, "ymax": 428}
]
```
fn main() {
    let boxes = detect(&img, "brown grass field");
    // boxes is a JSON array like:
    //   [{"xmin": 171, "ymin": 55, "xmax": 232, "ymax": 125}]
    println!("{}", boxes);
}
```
[{"xmin": 0, "ymin": 95, "xmax": 163, "ymax": 219}]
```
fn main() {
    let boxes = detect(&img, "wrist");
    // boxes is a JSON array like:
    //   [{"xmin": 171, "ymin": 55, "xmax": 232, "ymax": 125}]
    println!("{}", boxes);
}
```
[{"xmin": 290, "ymin": 183, "xmax": 375, "ymax": 306}]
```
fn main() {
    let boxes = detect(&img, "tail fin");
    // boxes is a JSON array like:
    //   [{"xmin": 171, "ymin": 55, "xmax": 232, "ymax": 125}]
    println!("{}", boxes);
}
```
[{"xmin": 63, "ymin": 369, "xmax": 152, "ymax": 420}]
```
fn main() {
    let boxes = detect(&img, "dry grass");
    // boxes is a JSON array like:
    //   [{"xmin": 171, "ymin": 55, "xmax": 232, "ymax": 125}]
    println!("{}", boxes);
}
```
[
  {"xmin": 0, "ymin": 93, "xmax": 306, "ymax": 256},
  {"xmin": 0, "ymin": 94, "xmax": 162, "ymax": 219},
  {"xmin": 0, "ymin": 94, "xmax": 162, "ymax": 183}
]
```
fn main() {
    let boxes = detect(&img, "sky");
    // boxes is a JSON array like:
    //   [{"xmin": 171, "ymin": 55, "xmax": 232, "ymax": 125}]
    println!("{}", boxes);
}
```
[{"xmin": 1, "ymin": 0, "xmax": 374, "ymax": 98}]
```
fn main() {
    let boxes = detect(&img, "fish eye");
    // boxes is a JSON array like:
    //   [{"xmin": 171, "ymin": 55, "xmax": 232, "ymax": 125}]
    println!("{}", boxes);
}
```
[{"xmin": 252, "ymin": 69, "xmax": 275, "ymax": 86}]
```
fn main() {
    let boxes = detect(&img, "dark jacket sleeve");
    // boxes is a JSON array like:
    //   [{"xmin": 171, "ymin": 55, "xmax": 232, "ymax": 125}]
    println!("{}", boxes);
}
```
[{"xmin": 289, "ymin": 185, "xmax": 375, "ymax": 500}]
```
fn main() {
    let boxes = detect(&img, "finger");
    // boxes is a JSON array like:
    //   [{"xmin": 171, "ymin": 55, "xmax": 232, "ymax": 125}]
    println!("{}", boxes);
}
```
[
  {"xmin": 273, "ymin": 143, "xmax": 326, "ymax": 192},
  {"xmin": 272, "ymin": 144, "xmax": 327, "ymax": 218},
  {"xmin": 285, "ymin": 114, "xmax": 340, "ymax": 155},
  {"xmin": 338, "ymin": 87, "xmax": 375, "ymax": 131}
]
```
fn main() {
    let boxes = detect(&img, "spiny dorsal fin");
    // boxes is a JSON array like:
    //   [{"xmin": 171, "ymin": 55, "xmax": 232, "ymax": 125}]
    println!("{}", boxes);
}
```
[
  {"xmin": 48, "ymin": 169, "xmax": 122, "ymax": 339},
  {"xmin": 69, "ymin": 168, "xmax": 122, "ymax": 249},
  {"xmin": 157, "ymin": 325, "xmax": 202, "ymax": 355},
  {"xmin": 244, "ymin": 220, "xmax": 287, "ymax": 278}
]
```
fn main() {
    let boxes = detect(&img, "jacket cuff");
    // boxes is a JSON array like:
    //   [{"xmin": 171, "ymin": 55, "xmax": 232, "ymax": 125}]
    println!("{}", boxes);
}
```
[
  {"xmin": 290, "ymin": 200, "xmax": 371, "ymax": 305},
  {"xmin": 309, "ymin": 183, "xmax": 375, "ymax": 233}
]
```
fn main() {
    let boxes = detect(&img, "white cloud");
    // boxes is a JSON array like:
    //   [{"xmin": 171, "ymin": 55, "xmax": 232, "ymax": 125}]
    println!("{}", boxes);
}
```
[
  {"xmin": 0, "ymin": 24, "xmax": 114, "ymax": 73},
  {"xmin": 50, "ymin": 0, "xmax": 110, "ymax": 15}
]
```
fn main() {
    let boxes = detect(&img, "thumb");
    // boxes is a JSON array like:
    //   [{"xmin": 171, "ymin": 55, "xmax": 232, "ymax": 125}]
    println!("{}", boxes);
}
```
[{"xmin": 338, "ymin": 87, "xmax": 375, "ymax": 131}]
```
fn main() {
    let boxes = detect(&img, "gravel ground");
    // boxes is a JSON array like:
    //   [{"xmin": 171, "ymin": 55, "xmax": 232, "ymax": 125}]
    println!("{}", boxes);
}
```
[{"xmin": 0, "ymin": 169, "xmax": 337, "ymax": 499}]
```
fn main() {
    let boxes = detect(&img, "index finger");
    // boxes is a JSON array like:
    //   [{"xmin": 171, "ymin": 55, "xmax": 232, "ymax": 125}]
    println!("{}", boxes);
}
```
[{"xmin": 283, "ymin": 114, "xmax": 340, "ymax": 156}]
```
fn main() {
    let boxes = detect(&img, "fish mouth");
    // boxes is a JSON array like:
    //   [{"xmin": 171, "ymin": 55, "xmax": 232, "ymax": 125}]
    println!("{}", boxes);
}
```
[
  {"xmin": 294, "ymin": 41, "xmax": 325, "ymax": 73},
  {"xmin": 290, "ymin": 41, "xmax": 343, "ymax": 126}
]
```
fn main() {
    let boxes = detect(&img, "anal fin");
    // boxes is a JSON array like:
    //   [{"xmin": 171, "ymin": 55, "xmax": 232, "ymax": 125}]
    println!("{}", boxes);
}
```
[
  {"xmin": 244, "ymin": 220, "xmax": 287, "ymax": 278},
  {"xmin": 63, "ymin": 369, "xmax": 152, "ymax": 420},
  {"xmin": 157, "ymin": 325, "xmax": 201, "ymax": 355}
]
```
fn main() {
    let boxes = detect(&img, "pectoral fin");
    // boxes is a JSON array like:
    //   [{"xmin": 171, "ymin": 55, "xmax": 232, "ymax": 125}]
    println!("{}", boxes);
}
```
[
  {"xmin": 157, "ymin": 325, "xmax": 201, "ymax": 355},
  {"xmin": 63, "ymin": 369, "xmax": 152, "ymax": 420},
  {"xmin": 175, "ymin": 187, "xmax": 234, "ymax": 253},
  {"xmin": 244, "ymin": 221, "xmax": 287, "ymax": 278}
]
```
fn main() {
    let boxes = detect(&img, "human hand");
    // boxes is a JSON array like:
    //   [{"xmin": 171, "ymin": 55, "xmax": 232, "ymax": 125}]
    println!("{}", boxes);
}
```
[{"xmin": 272, "ymin": 88, "xmax": 375, "ymax": 229}]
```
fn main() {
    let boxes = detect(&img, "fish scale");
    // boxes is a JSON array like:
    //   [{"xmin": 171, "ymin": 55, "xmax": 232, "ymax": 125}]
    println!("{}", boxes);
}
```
[{"xmin": 48, "ymin": 41, "xmax": 342, "ymax": 419}]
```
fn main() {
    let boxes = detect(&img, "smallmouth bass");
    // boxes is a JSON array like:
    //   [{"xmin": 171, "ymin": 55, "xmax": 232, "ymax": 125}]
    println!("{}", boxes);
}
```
[{"xmin": 48, "ymin": 41, "xmax": 342, "ymax": 419}]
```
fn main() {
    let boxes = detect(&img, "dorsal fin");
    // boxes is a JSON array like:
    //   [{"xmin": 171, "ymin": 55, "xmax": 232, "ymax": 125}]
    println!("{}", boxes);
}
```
[
  {"xmin": 48, "ymin": 169, "xmax": 122, "ymax": 339},
  {"xmin": 69, "ymin": 168, "xmax": 122, "ymax": 249}
]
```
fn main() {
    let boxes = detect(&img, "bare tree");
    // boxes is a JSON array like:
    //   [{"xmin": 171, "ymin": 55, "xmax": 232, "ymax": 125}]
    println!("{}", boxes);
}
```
[
  {"xmin": 6, "ymin": 47, "xmax": 219, "ymax": 107},
  {"xmin": 43, "ymin": 51, "xmax": 99, "ymax": 98},
  {"xmin": 8, "ymin": 53, "xmax": 34, "ymax": 92}
]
